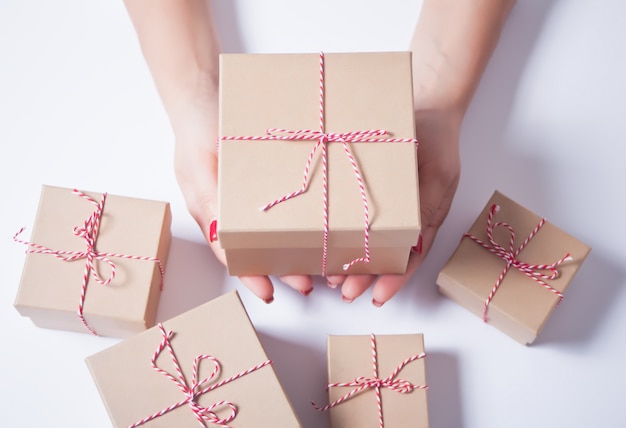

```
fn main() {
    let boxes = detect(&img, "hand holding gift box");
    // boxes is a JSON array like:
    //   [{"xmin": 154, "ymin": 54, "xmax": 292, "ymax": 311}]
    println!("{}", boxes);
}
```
[
  {"xmin": 217, "ymin": 52, "xmax": 420, "ymax": 277},
  {"xmin": 86, "ymin": 291, "xmax": 302, "ymax": 427},
  {"xmin": 437, "ymin": 191, "xmax": 591, "ymax": 344},
  {"xmin": 314, "ymin": 334, "xmax": 429, "ymax": 428},
  {"xmin": 13, "ymin": 185, "xmax": 171, "ymax": 337}
]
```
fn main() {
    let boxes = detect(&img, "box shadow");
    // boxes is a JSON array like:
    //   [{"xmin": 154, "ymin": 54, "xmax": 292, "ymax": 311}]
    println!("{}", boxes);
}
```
[
  {"xmin": 257, "ymin": 331, "xmax": 329, "ymax": 428},
  {"xmin": 534, "ymin": 248, "xmax": 626, "ymax": 346},
  {"xmin": 156, "ymin": 237, "xmax": 229, "ymax": 322},
  {"xmin": 426, "ymin": 350, "xmax": 464, "ymax": 428}
]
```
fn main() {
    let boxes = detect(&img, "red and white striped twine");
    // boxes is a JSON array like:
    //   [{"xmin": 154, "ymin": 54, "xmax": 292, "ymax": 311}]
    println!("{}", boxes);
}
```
[
  {"xmin": 312, "ymin": 334, "xmax": 427, "ymax": 428},
  {"xmin": 219, "ymin": 52, "xmax": 418, "ymax": 276},
  {"xmin": 128, "ymin": 323, "xmax": 272, "ymax": 428},
  {"xmin": 463, "ymin": 204, "xmax": 573, "ymax": 322},
  {"xmin": 13, "ymin": 189, "xmax": 165, "ymax": 335}
]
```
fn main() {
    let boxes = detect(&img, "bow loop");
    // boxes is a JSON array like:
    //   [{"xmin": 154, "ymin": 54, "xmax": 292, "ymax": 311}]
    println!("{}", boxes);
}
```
[
  {"xmin": 129, "ymin": 323, "xmax": 272, "ymax": 428},
  {"xmin": 464, "ymin": 203, "xmax": 572, "ymax": 322},
  {"xmin": 191, "ymin": 354, "xmax": 221, "ymax": 392}
]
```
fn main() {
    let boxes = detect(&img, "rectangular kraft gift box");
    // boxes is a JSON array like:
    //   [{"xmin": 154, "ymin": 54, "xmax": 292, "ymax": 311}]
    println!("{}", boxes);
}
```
[
  {"xmin": 217, "ymin": 52, "xmax": 420, "ymax": 276},
  {"xmin": 14, "ymin": 185, "xmax": 171, "ymax": 337},
  {"xmin": 86, "ymin": 290, "xmax": 302, "ymax": 428},
  {"xmin": 436, "ymin": 190, "xmax": 591, "ymax": 345},
  {"xmin": 322, "ymin": 334, "xmax": 429, "ymax": 428}
]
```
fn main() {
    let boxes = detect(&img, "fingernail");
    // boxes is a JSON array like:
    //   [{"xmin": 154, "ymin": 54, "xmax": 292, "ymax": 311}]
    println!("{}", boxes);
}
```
[
  {"xmin": 411, "ymin": 234, "xmax": 423, "ymax": 255},
  {"xmin": 300, "ymin": 287, "xmax": 314, "ymax": 297},
  {"xmin": 209, "ymin": 219, "xmax": 218, "ymax": 243},
  {"xmin": 263, "ymin": 296, "xmax": 274, "ymax": 304},
  {"xmin": 342, "ymin": 295, "xmax": 354, "ymax": 304},
  {"xmin": 327, "ymin": 281, "xmax": 338, "ymax": 289},
  {"xmin": 372, "ymin": 298, "xmax": 385, "ymax": 308}
]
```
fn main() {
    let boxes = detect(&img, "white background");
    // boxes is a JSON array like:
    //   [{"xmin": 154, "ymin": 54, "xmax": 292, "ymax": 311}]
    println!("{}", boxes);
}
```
[{"xmin": 1, "ymin": 1, "xmax": 625, "ymax": 427}]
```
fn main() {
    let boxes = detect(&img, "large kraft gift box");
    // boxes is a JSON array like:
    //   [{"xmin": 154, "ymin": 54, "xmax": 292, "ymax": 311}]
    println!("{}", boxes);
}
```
[
  {"xmin": 436, "ymin": 191, "xmax": 591, "ymax": 345},
  {"xmin": 14, "ymin": 185, "xmax": 171, "ymax": 337},
  {"xmin": 218, "ymin": 52, "xmax": 420, "ymax": 276},
  {"xmin": 317, "ymin": 334, "xmax": 429, "ymax": 428},
  {"xmin": 86, "ymin": 291, "xmax": 302, "ymax": 427}
]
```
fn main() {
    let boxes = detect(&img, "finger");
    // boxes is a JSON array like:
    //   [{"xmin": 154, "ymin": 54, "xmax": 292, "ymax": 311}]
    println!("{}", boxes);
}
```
[
  {"xmin": 239, "ymin": 275, "xmax": 275, "ymax": 304},
  {"xmin": 199, "ymin": 216, "xmax": 277, "ymax": 304},
  {"xmin": 326, "ymin": 274, "xmax": 347, "ymax": 289},
  {"xmin": 415, "ymin": 221, "xmax": 440, "ymax": 267},
  {"xmin": 367, "ymin": 181, "xmax": 454, "ymax": 308},
  {"xmin": 369, "ymin": 177, "xmax": 457, "ymax": 307},
  {"xmin": 340, "ymin": 274, "xmax": 376, "ymax": 303},
  {"xmin": 279, "ymin": 275, "xmax": 314, "ymax": 295},
  {"xmin": 189, "ymin": 194, "xmax": 277, "ymax": 303},
  {"xmin": 370, "ymin": 251, "xmax": 424, "ymax": 306},
  {"xmin": 208, "ymin": 238, "xmax": 275, "ymax": 303},
  {"xmin": 417, "ymin": 175, "xmax": 458, "ymax": 260}
]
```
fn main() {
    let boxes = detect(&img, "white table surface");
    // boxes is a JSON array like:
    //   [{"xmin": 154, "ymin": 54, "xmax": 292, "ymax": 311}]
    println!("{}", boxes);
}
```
[{"xmin": 2, "ymin": 1, "xmax": 625, "ymax": 427}]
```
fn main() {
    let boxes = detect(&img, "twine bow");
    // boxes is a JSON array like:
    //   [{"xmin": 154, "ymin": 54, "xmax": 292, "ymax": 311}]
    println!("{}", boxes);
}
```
[
  {"xmin": 464, "ymin": 203, "xmax": 572, "ymax": 322},
  {"xmin": 312, "ymin": 334, "xmax": 427, "ymax": 428},
  {"xmin": 13, "ymin": 189, "xmax": 165, "ymax": 335},
  {"xmin": 219, "ymin": 52, "xmax": 418, "ymax": 276},
  {"xmin": 129, "ymin": 323, "xmax": 272, "ymax": 428}
]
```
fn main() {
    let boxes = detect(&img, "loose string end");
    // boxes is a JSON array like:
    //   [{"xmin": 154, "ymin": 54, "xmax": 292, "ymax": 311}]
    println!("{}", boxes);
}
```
[
  {"xmin": 311, "ymin": 401, "xmax": 324, "ymax": 412},
  {"xmin": 342, "ymin": 257, "xmax": 370, "ymax": 272},
  {"xmin": 13, "ymin": 227, "xmax": 26, "ymax": 241}
]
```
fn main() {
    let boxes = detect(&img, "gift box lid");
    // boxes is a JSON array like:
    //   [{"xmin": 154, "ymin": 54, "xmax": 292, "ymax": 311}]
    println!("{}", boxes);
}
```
[{"xmin": 218, "ymin": 52, "xmax": 420, "ymax": 250}]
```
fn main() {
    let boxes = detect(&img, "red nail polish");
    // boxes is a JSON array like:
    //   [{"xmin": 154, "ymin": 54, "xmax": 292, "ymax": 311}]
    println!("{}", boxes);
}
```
[
  {"xmin": 209, "ymin": 219, "xmax": 218, "ymax": 243},
  {"xmin": 372, "ymin": 298, "xmax": 384, "ymax": 308},
  {"xmin": 263, "ymin": 296, "xmax": 274, "ymax": 304},
  {"xmin": 300, "ymin": 288, "xmax": 314, "ymax": 297},
  {"xmin": 342, "ymin": 295, "xmax": 354, "ymax": 304},
  {"xmin": 411, "ymin": 234, "xmax": 423, "ymax": 254}
]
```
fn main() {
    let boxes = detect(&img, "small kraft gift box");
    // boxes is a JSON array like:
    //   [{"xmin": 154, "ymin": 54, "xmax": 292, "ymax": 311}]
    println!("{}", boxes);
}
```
[
  {"xmin": 314, "ymin": 334, "xmax": 429, "ymax": 428},
  {"xmin": 86, "ymin": 291, "xmax": 302, "ymax": 428},
  {"xmin": 217, "ymin": 52, "xmax": 420, "ymax": 277},
  {"xmin": 13, "ymin": 185, "xmax": 171, "ymax": 337},
  {"xmin": 436, "ymin": 190, "xmax": 591, "ymax": 345}
]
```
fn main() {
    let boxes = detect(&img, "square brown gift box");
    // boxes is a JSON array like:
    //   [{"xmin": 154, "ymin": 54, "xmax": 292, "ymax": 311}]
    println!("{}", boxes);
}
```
[
  {"xmin": 14, "ymin": 185, "xmax": 171, "ymax": 337},
  {"xmin": 217, "ymin": 52, "xmax": 420, "ymax": 276},
  {"xmin": 436, "ymin": 191, "xmax": 591, "ymax": 345},
  {"xmin": 315, "ymin": 334, "xmax": 429, "ymax": 428},
  {"xmin": 86, "ymin": 291, "xmax": 302, "ymax": 428}
]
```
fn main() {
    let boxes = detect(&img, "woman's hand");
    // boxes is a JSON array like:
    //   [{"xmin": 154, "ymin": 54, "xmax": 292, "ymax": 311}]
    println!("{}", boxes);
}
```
[
  {"xmin": 326, "ymin": 108, "xmax": 461, "ymax": 306},
  {"xmin": 125, "ymin": 0, "xmax": 514, "ymax": 305},
  {"xmin": 124, "ymin": 0, "xmax": 313, "ymax": 304},
  {"xmin": 326, "ymin": 0, "xmax": 515, "ymax": 305},
  {"xmin": 172, "ymin": 97, "xmax": 313, "ymax": 304}
]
